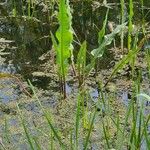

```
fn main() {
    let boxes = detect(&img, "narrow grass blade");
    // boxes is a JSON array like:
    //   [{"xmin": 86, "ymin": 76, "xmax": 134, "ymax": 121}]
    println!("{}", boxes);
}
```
[
  {"xmin": 70, "ymin": 129, "xmax": 74, "ymax": 150},
  {"xmin": 75, "ymin": 94, "xmax": 81, "ymax": 149},
  {"xmin": 143, "ymin": 116, "xmax": 150, "ymax": 149},
  {"xmin": 83, "ymin": 110, "xmax": 96, "ymax": 150},
  {"xmin": 17, "ymin": 104, "xmax": 35, "ymax": 150},
  {"xmin": 77, "ymin": 41, "xmax": 87, "ymax": 86},
  {"xmin": 117, "ymin": 100, "xmax": 132, "ymax": 150},
  {"xmin": 128, "ymin": 0, "xmax": 134, "ymax": 50},
  {"xmin": 120, "ymin": 0, "xmax": 126, "ymax": 51},
  {"xmin": 28, "ymin": 80, "xmax": 65, "ymax": 149},
  {"xmin": 33, "ymin": 137, "xmax": 42, "ymax": 150},
  {"xmin": 4, "ymin": 117, "xmax": 10, "ymax": 144},
  {"xmin": 105, "ymin": 32, "xmax": 139, "ymax": 87},
  {"xmin": 102, "ymin": 120, "xmax": 110, "ymax": 149}
]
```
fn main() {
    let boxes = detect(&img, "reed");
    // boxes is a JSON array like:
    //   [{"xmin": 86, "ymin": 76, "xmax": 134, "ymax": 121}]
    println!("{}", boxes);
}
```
[
  {"xmin": 83, "ymin": 110, "xmax": 96, "ymax": 150},
  {"xmin": 28, "ymin": 80, "xmax": 65, "ymax": 149},
  {"xmin": 1, "ymin": 1, "xmax": 150, "ymax": 149},
  {"xmin": 17, "ymin": 104, "xmax": 35, "ymax": 150},
  {"xmin": 77, "ymin": 41, "xmax": 87, "ymax": 87},
  {"xmin": 128, "ymin": 0, "xmax": 134, "ymax": 50},
  {"xmin": 12, "ymin": 0, "xmax": 17, "ymax": 17},
  {"xmin": 120, "ymin": 0, "xmax": 125, "ymax": 51}
]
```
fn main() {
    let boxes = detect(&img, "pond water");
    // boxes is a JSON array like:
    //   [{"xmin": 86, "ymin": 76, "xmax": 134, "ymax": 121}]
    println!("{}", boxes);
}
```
[{"xmin": 0, "ymin": 0, "xmax": 150, "ymax": 149}]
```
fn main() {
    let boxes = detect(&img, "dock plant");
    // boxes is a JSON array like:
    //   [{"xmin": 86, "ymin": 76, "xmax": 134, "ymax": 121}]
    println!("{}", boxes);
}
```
[
  {"xmin": 51, "ymin": 0, "xmax": 73, "ymax": 98},
  {"xmin": 89, "ymin": 22, "xmax": 127, "ymax": 76}
]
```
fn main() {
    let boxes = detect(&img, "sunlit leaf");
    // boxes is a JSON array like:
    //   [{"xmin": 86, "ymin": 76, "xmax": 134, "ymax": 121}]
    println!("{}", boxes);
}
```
[
  {"xmin": 91, "ymin": 23, "xmax": 127, "ymax": 58},
  {"xmin": 55, "ymin": 0, "xmax": 73, "ymax": 76}
]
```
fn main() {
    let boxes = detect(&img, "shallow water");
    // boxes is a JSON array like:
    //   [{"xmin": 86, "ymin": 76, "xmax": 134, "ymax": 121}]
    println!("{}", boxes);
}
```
[{"xmin": 0, "ymin": 1, "xmax": 150, "ymax": 149}]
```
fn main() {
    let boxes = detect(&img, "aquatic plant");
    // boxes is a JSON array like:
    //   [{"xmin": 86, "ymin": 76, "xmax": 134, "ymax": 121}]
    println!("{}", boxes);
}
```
[
  {"xmin": 77, "ymin": 41, "xmax": 87, "ymax": 87},
  {"xmin": 104, "ymin": 32, "xmax": 150, "ymax": 86},
  {"xmin": 87, "ymin": 22, "xmax": 127, "ymax": 76},
  {"xmin": 90, "ymin": 9, "xmax": 109, "ymax": 58},
  {"xmin": 83, "ymin": 110, "xmax": 96, "ymax": 150},
  {"xmin": 17, "ymin": 104, "xmax": 35, "ymax": 150},
  {"xmin": 51, "ymin": 0, "xmax": 73, "ymax": 98},
  {"xmin": 29, "ymin": 80, "xmax": 64, "ymax": 147},
  {"xmin": 1, "ymin": 1, "xmax": 150, "ymax": 150},
  {"xmin": 128, "ymin": 0, "xmax": 134, "ymax": 50},
  {"xmin": 120, "ymin": 0, "xmax": 125, "ymax": 51}
]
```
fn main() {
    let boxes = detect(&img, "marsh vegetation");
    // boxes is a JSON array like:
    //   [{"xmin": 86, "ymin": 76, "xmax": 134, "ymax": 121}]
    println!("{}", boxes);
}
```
[{"xmin": 0, "ymin": 0, "xmax": 150, "ymax": 149}]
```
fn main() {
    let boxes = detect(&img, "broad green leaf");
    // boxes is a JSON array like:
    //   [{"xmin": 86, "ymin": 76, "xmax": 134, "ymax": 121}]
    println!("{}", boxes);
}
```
[
  {"xmin": 55, "ymin": 0, "xmax": 73, "ymax": 77},
  {"xmin": 91, "ymin": 22, "xmax": 127, "ymax": 57}
]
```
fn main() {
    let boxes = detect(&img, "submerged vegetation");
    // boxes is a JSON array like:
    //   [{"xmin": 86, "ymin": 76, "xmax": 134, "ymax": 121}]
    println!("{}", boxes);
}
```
[{"xmin": 0, "ymin": 0, "xmax": 150, "ymax": 149}]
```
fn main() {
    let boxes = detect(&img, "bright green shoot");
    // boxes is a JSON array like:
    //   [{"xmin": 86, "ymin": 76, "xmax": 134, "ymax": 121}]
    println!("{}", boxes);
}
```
[
  {"xmin": 120, "ymin": 0, "xmax": 125, "ymax": 52},
  {"xmin": 12, "ymin": 0, "xmax": 17, "ymax": 17},
  {"xmin": 86, "ymin": 22, "xmax": 127, "ymax": 77},
  {"xmin": 128, "ymin": 0, "xmax": 134, "ymax": 50},
  {"xmin": 52, "ymin": 0, "xmax": 73, "ymax": 98},
  {"xmin": 77, "ymin": 41, "xmax": 87, "ymax": 87}
]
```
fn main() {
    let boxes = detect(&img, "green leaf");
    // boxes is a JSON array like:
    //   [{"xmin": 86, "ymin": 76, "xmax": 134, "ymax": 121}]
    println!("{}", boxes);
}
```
[
  {"xmin": 83, "ymin": 110, "xmax": 97, "ymax": 150},
  {"xmin": 56, "ymin": 0, "xmax": 73, "ymax": 77},
  {"xmin": 105, "ymin": 32, "xmax": 139, "ymax": 86},
  {"xmin": 77, "ymin": 41, "xmax": 87, "ymax": 84},
  {"xmin": 51, "ymin": 32, "xmax": 58, "ymax": 52},
  {"xmin": 28, "ymin": 80, "xmax": 65, "ymax": 149},
  {"xmin": 137, "ymin": 93, "xmax": 150, "ymax": 102},
  {"xmin": 98, "ymin": 9, "xmax": 109, "ymax": 45},
  {"xmin": 17, "ymin": 104, "xmax": 35, "ymax": 150},
  {"xmin": 91, "ymin": 22, "xmax": 127, "ymax": 58}
]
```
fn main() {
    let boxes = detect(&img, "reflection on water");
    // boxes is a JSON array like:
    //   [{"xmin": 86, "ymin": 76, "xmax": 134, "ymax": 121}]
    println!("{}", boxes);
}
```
[
  {"xmin": 90, "ymin": 88, "xmax": 99, "ymax": 102},
  {"xmin": 0, "ymin": 79, "xmax": 19, "ymax": 103}
]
